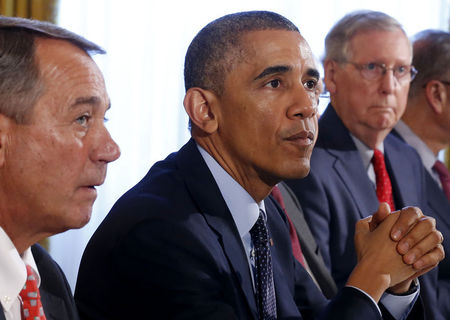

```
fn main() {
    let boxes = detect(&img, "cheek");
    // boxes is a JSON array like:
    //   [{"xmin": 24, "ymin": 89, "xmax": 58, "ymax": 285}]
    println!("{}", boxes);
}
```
[
  {"xmin": 395, "ymin": 88, "xmax": 409, "ymax": 113},
  {"xmin": 29, "ymin": 131, "xmax": 85, "ymax": 177}
]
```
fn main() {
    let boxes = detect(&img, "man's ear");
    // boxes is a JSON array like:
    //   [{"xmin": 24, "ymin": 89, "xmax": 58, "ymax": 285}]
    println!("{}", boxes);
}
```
[
  {"xmin": 183, "ymin": 87, "xmax": 219, "ymax": 134},
  {"xmin": 424, "ymin": 80, "xmax": 447, "ymax": 115},
  {"xmin": 323, "ymin": 59, "xmax": 338, "ymax": 95},
  {"xmin": 0, "ymin": 114, "xmax": 13, "ymax": 168}
]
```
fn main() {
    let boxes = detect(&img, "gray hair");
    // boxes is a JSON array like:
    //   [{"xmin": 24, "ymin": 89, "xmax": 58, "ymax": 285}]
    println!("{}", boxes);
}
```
[
  {"xmin": 409, "ymin": 29, "xmax": 450, "ymax": 98},
  {"xmin": 324, "ymin": 10, "xmax": 406, "ymax": 62},
  {"xmin": 0, "ymin": 16, "xmax": 104, "ymax": 123}
]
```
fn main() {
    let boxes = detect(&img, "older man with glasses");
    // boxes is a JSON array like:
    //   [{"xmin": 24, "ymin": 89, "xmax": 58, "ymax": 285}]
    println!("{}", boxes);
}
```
[
  {"xmin": 392, "ymin": 29, "xmax": 450, "ymax": 318},
  {"xmin": 287, "ymin": 10, "xmax": 445, "ymax": 320}
]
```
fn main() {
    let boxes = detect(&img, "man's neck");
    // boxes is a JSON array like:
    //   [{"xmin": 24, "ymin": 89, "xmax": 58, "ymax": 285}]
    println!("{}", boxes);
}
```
[{"xmin": 195, "ymin": 136, "xmax": 274, "ymax": 202}]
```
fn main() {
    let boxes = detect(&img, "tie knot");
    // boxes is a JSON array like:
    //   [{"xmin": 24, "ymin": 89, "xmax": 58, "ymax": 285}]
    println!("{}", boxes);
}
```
[
  {"xmin": 433, "ymin": 160, "xmax": 450, "ymax": 180},
  {"xmin": 250, "ymin": 211, "xmax": 269, "ymax": 246},
  {"xmin": 20, "ymin": 264, "xmax": 46, "ymax": 320}
]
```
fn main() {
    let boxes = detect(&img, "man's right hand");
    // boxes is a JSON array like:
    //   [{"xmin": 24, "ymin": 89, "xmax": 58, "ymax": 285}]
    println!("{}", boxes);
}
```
[{"xmin": 347, "ymin": 204, "xmax": 444, "ymax": 301}]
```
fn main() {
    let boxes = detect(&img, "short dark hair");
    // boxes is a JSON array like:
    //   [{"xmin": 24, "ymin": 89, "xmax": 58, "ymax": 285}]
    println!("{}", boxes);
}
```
[
  {"xmin": 184, "ymin": 11, "xmax": 299, "ymax": 96},
  {"xmin": 0, "ymin": 16, "xmax": 105, "ymax": 123},
  {"xmin": 409, "ymin": 29, "xmax": 450, "ymax": 98}
]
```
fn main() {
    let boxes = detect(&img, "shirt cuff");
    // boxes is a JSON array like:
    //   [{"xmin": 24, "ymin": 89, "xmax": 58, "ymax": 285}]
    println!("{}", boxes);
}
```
[{"xmin": 380, "ymin": 279, "xmax": 420, "ymax": 320}]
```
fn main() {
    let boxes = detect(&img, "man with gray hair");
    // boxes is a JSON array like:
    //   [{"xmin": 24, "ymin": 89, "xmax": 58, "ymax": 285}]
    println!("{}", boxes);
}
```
[
  {"xmin": 0, "ymin": 16, "xmax": 120, "ymax": 320},
  {"xmin": 287, "ymin": 10, "xmax": 445, "ymax": 319},
  {"xmin": 393, "ymin": 29, "xmax": 450, "ymax": 317}
]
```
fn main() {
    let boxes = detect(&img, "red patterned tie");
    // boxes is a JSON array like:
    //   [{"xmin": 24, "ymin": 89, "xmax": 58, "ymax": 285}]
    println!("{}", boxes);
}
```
[
  {"xmin": 20, "ymin": 265, "xmax": 46, "ymax": 320},
  {"xmin": 433, "ymin": 160, "xmax": 450, "ymax": 200},
  {"xmin": 271, "ymin": 185, "xmax": 306, "ymax": 267},
  {"xmin": 372, "ymin": 149, "xmax": 395, "ymax": 211}
]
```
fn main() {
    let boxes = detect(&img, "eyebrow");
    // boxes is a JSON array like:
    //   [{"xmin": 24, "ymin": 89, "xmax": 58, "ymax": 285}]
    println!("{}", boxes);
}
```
[
  {"xmin": 71, "ymin": 96, "xmax": 111, "ymax": 110},
  {"xmin": 254, "ymin": 65, "xmax": 291, "ymax": 80},
  {"xmin": 307, "ymin": 68, "xmax": 320, "ymax": 80},
  {"xmin": 254, "ymin": 65, "xmax": 321, "ymax": 81}
]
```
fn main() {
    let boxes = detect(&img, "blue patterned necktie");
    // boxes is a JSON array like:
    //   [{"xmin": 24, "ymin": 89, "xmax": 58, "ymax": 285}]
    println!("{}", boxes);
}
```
[{"xmin": 250, "ymin": 210, "xmax": 277, "ymax": 320}]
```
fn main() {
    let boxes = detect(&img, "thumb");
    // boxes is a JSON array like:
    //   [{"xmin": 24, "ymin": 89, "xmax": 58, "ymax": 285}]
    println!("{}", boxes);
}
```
[
  {"xmin": 369, "ymin": 202, "xmax": 391, "ymax": 231},
  {"xmin": 354, "ymin": 216, "xmax": 371, "ymax": 261}
]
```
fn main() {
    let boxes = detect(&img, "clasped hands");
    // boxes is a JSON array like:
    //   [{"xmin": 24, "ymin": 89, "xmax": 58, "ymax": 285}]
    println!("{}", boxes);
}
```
[{"xmin": 347, "ymin": 203, "xmax": 445, "ymax": 302}]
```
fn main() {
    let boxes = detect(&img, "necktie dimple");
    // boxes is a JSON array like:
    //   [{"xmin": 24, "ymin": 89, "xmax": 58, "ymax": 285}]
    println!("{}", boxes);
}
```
[
  {"xmin": 250, "ymin": 210, "xmax": 277, "ymax": 320},
  {"xmin": 372, "ymin": 149, "xmax": 395, "ymax": 211},
  {"xmin": 19, "ymin": 265, "xmax": 46, "ymax": 320},
  {"xmin": 270, "ymin": 186, "xmax": 306, "ymax": 267},
  {"xmin": 433, "ymin": 160, "xmax": 450, "ymax": 200}
]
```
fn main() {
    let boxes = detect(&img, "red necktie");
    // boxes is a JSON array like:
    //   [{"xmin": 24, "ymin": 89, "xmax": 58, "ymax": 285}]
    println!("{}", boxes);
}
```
[
  {"xmin": 433, "ymin": 160, "xmax": 450, "ymax": 200},
  {"xmin": 271, "ymin": 185, "xmax": 306, "ymax": 267},
  {"xmin": 372, "ymin": 149, "xmax": 395, "ymax": 211},
  {"xmin": 20, "ymin": 265, "xmax": 46, "ymax": 320}
]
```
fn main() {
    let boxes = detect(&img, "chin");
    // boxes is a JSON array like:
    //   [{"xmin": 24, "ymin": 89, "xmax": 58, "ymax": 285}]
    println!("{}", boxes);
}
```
[
  {"xmin": 66, "ymin": 208, "xmax": 93, "ymax": 230},
  {"xmin": 282, "ymin": 160, "xmax": 311, "ymax": 180}
]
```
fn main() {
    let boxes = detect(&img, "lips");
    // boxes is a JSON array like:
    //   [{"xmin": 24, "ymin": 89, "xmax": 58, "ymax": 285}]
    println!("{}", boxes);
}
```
[{"xmin": 284, "ymin": 130, "xmax": 315, "ymax": 147}]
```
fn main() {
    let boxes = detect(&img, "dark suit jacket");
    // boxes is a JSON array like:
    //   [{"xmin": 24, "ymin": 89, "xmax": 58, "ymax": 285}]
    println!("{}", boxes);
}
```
[
  {"xmin": 75, "ymin": 139, "xmax": 384, "ymax": 320},
  {"xmin": 392, "ymin": 128, "xmax": 450, "ymax": 318},
  {"xmin": 286, "ymin": 105, "xmax": 443, "ymax": 320},
  {"xmin": 0, "ymin": 244, "xmax": 79, "ymax": 320},
  {"xmin": 277, "ymin": 182, "xmax": 338, "ymax": 299}
]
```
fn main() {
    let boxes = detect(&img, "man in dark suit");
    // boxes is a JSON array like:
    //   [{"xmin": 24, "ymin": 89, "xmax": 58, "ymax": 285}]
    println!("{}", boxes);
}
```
[
  {"xmin": 75, "ymin": 11, "xmax": 443, "ymax": 320},
  {"xmin": 275, "ymin": 182, "xmax": 338, "ymax": 299},
  {"xmin": 393, "ymin": 29, "xmax": 450, "ymax": 317},
  {"xmin": 0, "ymin": 17, "xmax": 120, "ymax": 320},
  {"xmin": 286, "ymin": 11, "xmax": 446, "ymax": 320}
]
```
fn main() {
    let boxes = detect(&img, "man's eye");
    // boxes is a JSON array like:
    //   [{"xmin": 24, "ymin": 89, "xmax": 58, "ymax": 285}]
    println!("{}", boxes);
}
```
[
  {"xmin": 76, "ymin": 114, "xmax": 90, "ymax": 126},
  {"xmin": 304, "ymin": 79, "xmax": 318, "ymax": 90},
  {"xmin": 265, "ymin": 79, "xmax": 281, "ymax": 88},
  {"xmin": 366, "ymin": 62, "xmax": 377, "ymax": 71},
  {"xmin": 396, "ymin": 65, "xmax": 407, "ymax": 75}
]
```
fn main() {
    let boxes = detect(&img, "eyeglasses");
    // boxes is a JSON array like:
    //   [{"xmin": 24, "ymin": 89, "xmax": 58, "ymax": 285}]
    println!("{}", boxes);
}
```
[{"xmin": 346, "ymin": 62, "xmax": 418, "ymax": 83}]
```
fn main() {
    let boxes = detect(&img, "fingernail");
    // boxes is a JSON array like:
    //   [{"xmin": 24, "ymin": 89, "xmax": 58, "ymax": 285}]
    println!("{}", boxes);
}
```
[
  {"xmin": 405, "ymin": 252, "xmax": 416, "ymax": 264},
  {"xmin": 415, "ymin": 259, "xmax": 423, "ymax": 269},
  {"xmin": 398, "ymin": 241, "xmax": 409, "ymax": 253},
  {"xmin": 392, "ymin": 230, "xmax": 402, "ymax": 240}
]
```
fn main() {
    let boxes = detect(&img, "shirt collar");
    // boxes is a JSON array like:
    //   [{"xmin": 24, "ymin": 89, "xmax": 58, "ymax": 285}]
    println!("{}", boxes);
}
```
[
  {"xmin": 395, "ymin": 120, "xmax": 437, "ymax": 173},
  {"xmin": 197, "ymin": 144, "xmax": 262, "ymax": 238},
  {"xmin": 350, "ymin": 134, "xmax": 385, "ymax": 170},
  {"xmin": 0, "ymin": 227, "xmax": 41, "ymax": 313}
]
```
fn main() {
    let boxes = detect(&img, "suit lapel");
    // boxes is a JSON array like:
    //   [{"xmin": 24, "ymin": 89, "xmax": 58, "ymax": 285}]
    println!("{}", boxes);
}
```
[
  {"xmin": 425, "ymin": 171, "xmax": 450, "ymax": 230},
  {"xmin": 0, "ymin": 304, "xmax": 5, "ymax": 320},
  {"xmin": 319, "ymin": 106, "xmax": 379, "ymax": 218},
  {"xmin": 176, "ymin": 139, "xmax": 258, "ymax": 317},
  {"xmin": 277, "ymin": 182, "xmax": 338, "ymax": 299}
]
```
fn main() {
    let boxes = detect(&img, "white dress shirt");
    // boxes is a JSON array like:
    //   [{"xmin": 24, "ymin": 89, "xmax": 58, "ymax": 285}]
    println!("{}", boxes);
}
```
[
  {"xmin": 0, "ymin": 227, "xmax": 41, "ymax": 320},
  {"xmin": 350, "ymin": 134, "xmax": 420, "ymax": 319},
  {"xmin": 198, "ymin": 144, "xmax": 391, "ymax": 317}
]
